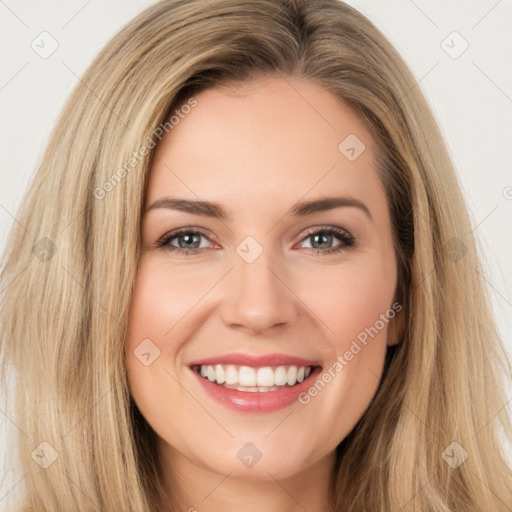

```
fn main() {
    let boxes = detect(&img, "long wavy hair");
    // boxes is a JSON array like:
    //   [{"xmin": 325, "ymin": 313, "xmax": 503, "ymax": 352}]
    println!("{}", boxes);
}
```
[{"xmin": 1, "ymin": 0, "xmax": 511, "ymax": 510}]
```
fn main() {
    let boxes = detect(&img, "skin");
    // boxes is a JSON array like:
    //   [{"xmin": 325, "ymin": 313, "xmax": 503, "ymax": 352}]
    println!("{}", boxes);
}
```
[{"xmin": 125, "ymin": 75, "xmax": 402, "ymax": 512}]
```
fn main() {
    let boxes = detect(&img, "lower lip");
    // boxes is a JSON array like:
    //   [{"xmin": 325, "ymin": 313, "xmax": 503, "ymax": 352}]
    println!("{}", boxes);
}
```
[{"xmin": 191, "ymin": 366, "xmax": 322, "ymax": 413}]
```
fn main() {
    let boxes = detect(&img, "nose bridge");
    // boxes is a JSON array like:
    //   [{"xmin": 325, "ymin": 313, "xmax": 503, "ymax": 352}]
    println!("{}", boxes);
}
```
[{"xmin": 219, "ymin": 237, "xmax": 298, "ymax": 333}]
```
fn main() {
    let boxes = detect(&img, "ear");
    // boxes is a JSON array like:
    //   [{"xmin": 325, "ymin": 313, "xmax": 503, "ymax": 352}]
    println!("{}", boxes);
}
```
[{"xmin": 386, "ymin": 307, "xmax": 405, "ymax": 347}]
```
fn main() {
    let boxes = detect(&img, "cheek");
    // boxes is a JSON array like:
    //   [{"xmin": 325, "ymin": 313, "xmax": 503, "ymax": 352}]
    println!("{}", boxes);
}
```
[
  {"xmin": 293, "ymin": 257, "xmax": 396, "ymax": 440},
  {"xmin": 304, "ymin": 254, "xmax": 397, "ymax": 350},
  {"xmin": 125, "ymin": 257, "xmax": 214, "ymax": 356},
  {"xmin": 124, "ymin": 256, "xmax": 226, "ymax": 419},
  {"xmin": 124, "ymin": 259, "xmax": 182, "ymax": 405},
  {"xmin": 296, "ymin": 250, "xmax": 396, "ymax": 401}
]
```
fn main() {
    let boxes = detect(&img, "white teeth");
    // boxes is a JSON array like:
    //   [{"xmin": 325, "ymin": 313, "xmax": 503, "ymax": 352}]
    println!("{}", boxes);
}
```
[
  {"xmin": 225, "ymin": 365, "xmax": 238, "ymax": 385},
  {"xmin": 274, "ymin": 366, "xmax": 288, "ymax": 386},
  {"xmin": 256, "ymin": 367, "xmax": 275, "ymax": 387},
  {"xmin": 286, "ymin": 366, "xmax": 297, "ymax": 386},
  {"xmin": 239, "ymin": 366, "xmax": 256, "ymax": 386},
  {"xmin": 215, "ymin": 364, "xmax": 226, "ymax": 384},
  {"xmin": 197, "ymin": 363, "xmax": 315, "ymax": 390}
]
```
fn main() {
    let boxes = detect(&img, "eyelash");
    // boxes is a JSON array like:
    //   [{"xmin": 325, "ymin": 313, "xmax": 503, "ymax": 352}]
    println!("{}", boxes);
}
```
[{"xmin": 156, "ymin": 226, "xmax": 355, "ymax": 256}]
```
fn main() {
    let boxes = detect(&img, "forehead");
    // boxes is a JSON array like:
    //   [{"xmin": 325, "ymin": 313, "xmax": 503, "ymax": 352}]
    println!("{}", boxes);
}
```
[{"xmin": 146, "ymin": 76, "xmax": 383, "ymax": 215}]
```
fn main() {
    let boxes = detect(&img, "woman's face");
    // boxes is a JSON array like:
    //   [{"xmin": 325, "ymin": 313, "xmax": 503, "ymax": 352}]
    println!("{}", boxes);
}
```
[{"xmin": 125, "ymin": 76, "xmax": 401, "ymax": 483}]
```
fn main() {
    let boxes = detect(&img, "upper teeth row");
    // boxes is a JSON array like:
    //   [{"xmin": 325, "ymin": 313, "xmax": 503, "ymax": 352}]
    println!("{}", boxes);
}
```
[{"xmin": 199, "ymin": 364, "xmax": 312, "ymax": 387}]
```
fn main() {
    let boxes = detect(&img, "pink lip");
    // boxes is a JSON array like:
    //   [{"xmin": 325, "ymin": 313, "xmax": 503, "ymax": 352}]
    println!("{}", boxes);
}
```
[{"xmin": 188, "ymin": 352, "xmax": 320, "ymax": 368}]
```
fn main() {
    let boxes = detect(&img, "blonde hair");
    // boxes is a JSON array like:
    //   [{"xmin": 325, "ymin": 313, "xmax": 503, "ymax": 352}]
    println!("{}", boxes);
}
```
[{"xmin": 1, "ymin": 0, "xmax": 511, "ymax": 510}]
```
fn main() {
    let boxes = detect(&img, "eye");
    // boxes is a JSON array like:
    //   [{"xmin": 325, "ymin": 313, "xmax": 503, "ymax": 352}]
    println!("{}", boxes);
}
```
[
  {"xmin": 157, "ymin": 226, "xmax": 355, "ymax": 256},
  {"xmin": 157, "ymin": 228, "xmax": 213, "ymax": 255},
  {"xmin": 297, "ymin": 226, "xmax": 355, "ymax": 255}
]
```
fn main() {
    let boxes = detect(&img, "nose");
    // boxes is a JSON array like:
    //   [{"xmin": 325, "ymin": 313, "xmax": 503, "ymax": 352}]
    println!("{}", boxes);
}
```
[{"xmin": 218, "ymin": 248, "xmax": 300, "ymax": 334}]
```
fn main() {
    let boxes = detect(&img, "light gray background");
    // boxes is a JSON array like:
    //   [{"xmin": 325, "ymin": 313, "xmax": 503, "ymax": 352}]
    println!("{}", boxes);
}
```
[{"xmin": 1, "ymin": 0, "xmax": 511, "ymax": 505}]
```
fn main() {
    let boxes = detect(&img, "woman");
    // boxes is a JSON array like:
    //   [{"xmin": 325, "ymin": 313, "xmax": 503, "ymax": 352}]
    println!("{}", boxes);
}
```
[{"xmin": 1, "ymin": 0, "xmax": 511, "ymax": 510}]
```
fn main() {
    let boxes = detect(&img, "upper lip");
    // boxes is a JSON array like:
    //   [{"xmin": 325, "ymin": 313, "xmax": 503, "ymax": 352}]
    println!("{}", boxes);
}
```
[{"xmin": 189, "ymin": 352, "xmax": 321, "ymax": 368}]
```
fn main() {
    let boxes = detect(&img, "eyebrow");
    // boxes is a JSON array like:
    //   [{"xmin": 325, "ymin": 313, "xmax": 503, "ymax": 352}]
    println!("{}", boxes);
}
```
[{"xmin": 145, "ymin": 195, "xmax": 372, "ymax": 221}]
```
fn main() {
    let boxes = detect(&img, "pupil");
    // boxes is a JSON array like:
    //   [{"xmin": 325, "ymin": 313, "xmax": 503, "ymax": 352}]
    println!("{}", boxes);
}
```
[
  {"xmin": 313, "ymin": 233, "xmax": 331, "ymax": 249},
  {"xmin": 180, "ymin": 234, "xmax": 200, "ymax": 249}
]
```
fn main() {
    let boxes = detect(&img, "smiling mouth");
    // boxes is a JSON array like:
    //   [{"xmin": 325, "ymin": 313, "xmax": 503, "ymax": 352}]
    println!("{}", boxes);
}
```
[{"xmin": 192, "ymin": 364, "xmax": 319, "ymax": 392}]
